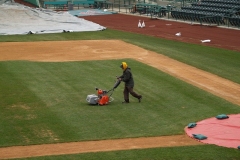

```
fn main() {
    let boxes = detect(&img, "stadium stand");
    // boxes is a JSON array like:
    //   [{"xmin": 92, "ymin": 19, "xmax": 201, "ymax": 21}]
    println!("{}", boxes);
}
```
[
  {"xmin": 43, "ymin": 1, "xmax": 68, "ymax": 10},
  {"xmin": 170, "ymin": 0, "xmax": 240, "ymax": 27},
  {"xmin": 42, "ymin": 0, "xmax": 113, "ymax": 10},
  {"xmin": 123, "ymin": 1, "xmax": 170, "ymax": 19},
  {"xmin": 72, "ymin": 0, "xmax": 95, "ymax": 9}
]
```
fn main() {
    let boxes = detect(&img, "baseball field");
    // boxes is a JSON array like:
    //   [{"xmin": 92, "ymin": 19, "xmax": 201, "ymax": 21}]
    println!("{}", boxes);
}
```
[{"xmin": 0, "ymin": 13, "xmax": 240, "ymax": 159}]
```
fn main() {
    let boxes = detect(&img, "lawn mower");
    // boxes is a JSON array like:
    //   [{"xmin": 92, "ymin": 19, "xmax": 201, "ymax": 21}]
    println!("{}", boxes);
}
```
[{"xmin": 86, "ymin": 79, "xmax": 121, "ymax": 105}]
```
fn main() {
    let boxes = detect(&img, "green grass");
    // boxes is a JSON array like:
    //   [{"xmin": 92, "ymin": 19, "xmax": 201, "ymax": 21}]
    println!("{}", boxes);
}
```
[
  {"xmin": 1, "ymin": 59, "xmax": 240, "ymax": 147},
  {"xmin": 1, "ymin": 29, "xmax": 240, "ymax": 159}
]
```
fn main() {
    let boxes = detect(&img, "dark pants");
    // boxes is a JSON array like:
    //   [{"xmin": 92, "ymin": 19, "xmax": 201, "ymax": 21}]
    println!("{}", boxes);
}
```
[{"xmin": 124, "ymin": 86, "xmax": 141, "ymax": 102}]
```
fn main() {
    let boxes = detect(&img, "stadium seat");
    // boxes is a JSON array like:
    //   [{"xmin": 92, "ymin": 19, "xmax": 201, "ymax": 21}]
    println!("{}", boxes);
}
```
[{"xmin": 170, "ymin": 0, "xmax": 240, "ymax": 26}]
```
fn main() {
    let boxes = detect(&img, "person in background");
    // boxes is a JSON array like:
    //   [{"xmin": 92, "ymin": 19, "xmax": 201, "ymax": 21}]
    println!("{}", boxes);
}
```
[{"xmin": 117, "ymin": 62, "xmax": 142, "ymax": 103}]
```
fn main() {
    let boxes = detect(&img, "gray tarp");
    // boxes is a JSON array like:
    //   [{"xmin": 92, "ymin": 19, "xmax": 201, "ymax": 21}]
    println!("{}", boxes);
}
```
[{"xmin": 0, "ymin": 0, "xmax": 106, "ymax": 35}]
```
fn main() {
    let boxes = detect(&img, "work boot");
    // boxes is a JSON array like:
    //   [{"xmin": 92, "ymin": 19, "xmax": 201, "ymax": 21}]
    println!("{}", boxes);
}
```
[
  {"xmin": 122, "ymin": 99, "xmax": 129, "ymax": 104},
  {"xmin": 138, "ymin": 95, "xmax": 142, "ymax": 103}
]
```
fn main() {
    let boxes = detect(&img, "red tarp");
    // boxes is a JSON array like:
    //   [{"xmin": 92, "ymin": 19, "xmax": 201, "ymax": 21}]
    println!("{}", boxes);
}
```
[{"xmin": 185, "ymin": 114, "xmax": 240, "ymax": 149}]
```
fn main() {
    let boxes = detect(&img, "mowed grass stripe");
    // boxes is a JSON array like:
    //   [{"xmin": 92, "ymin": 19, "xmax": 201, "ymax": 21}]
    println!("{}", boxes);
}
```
[{"xmin": 1, "ymin": 59, "xmax": 240, "ymax": 147}]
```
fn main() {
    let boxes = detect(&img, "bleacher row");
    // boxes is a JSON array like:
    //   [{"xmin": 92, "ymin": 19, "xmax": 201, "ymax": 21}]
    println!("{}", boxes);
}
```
[
  {"xmin": 171, "ymin": 0, "xmax": 240, "ymax": 27},
  {"xmin": 129, "ymin": 3, "xmax": 170, "ymax": 18},
  {"xmin": 42, "ymin": 0, "xmax": 170, "ymax": 18},
  {"xmin": 43, "ymin": 0, "xmax": 113, "ymax": 10},
  {"xmin": 202, "ymin": 0, "xmax": 240, "ymax": 5}
]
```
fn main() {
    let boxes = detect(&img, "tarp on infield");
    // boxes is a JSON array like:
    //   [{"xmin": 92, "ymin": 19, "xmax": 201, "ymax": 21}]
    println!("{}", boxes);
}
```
[
  {"xmin": 185, "ymin": 114, "xmax": 240, "ymax": 149},
  {"xmin": 0, "ymin": 1, "xmax": 106, "ymax": 35}
]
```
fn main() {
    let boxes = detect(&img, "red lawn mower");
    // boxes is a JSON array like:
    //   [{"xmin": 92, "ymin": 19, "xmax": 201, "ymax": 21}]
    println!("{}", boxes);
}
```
[{"xmin": 86, "ymin": 80, "xmax": 121, "ymax": 105}]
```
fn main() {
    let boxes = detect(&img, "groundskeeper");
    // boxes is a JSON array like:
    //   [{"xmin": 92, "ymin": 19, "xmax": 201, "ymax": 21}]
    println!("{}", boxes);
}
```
[{"xmin": 117, "ymin": 62, "xmax": 142, "ymax": 103}]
